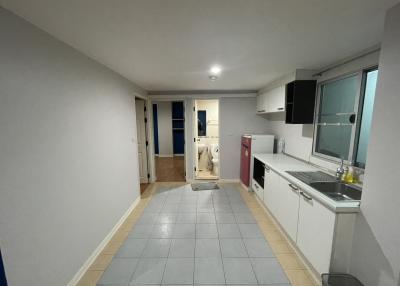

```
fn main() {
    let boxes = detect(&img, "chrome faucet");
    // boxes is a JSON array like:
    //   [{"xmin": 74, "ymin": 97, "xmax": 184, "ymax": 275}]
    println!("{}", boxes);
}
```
[{"xmin": 336, "ymin": 159, "xmax": 345, "ymax": 180}]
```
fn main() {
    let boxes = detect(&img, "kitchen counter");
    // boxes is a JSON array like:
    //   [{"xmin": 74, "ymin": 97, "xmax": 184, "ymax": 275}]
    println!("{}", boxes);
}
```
[{"xmin": 253, "ymin": 153, "xmax": 361, "ymax": 213}]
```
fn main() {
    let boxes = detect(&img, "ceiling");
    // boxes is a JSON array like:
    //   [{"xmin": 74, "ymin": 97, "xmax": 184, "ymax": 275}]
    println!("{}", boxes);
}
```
[{"xmin": 2, "ymin": 0, "xmax": 399, "ymax": 91}]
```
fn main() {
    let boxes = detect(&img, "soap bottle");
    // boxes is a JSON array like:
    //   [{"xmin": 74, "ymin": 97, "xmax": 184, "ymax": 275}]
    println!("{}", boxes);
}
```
[{"xmin": 344, "ymin": 162, "xmax": 357, "ymax": 184}]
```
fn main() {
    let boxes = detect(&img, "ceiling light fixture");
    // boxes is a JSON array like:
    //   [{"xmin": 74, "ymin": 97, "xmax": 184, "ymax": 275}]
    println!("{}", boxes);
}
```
[
  {"xmin": 210, "ymin": 65, "xmax": 222, "ymax": 75},
  {"xmin": 209, "ymin": 75, "xmax": 218, "ymax": 81}
]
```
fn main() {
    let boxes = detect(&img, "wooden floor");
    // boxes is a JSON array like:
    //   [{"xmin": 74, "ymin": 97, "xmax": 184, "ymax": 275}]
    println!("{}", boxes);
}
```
[
  {"xmin": 155, "ymin": 156, "xmax": 185, "ymax": 182},
  {"xmin": 140, "ymin": 183, "xmax": 149, "ymax": 195}
]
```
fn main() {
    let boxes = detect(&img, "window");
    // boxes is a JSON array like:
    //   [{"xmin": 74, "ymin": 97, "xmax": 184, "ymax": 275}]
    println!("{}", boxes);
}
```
[{"xmin": 313, "ymin": 68, "xmax": 378, "ymax": 168}]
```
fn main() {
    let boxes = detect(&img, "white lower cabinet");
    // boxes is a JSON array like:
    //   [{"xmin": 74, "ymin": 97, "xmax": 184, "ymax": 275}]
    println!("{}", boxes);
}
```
[
  {"xmin": 297, "ymin": 192, "xmax": 336, "ymax": 274},
  {"xmin": 252, "ymin": 179, "xmax": 264, "ymax": 201},
  {"xmin": 259, "ymin": 166, "xmax": 355, "ymax": 277},
  {"xmin": 274, "ymin": 175, "xmax": 300, "ymax": 242}
]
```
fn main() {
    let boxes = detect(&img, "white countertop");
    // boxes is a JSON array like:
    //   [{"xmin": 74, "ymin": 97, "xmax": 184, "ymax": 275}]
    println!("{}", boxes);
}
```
[{"xmin": 253, "ymin": 153, "xmax": 361, "ymax": 213}]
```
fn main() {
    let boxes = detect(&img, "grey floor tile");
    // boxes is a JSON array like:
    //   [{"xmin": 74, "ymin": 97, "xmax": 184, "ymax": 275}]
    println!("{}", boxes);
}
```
[
  {"xmin": 194, "ymin": 258, "xmax": 225, "ymax": 285},
  {"xmin": 196, "ymin": 224, "xmax": 218, "ymax": 238},
  {"xmin": 151, "ymin": 224, "xmax": 175, "ymax": 238},
  {"xmin": 231, "ymin": 205, "xmax": 250, "ymax": 214},
  {"xmin": 115, "ymin": 239, "xmax": 148, "ymax": 258},
  {"xmin": 250, "ymin": 258, "xmax": 289, "ymax": 284},
  {"xmin": 220, "ymin": 239, "xmax": 248, "ymax": 258},
  {"xmin": 98, "ymin": 258, "xmax": 138, "ymax": 285},
  {"xmin": 217, "ymin": 224, "xmax": 241, "ymax": 238},
  {"xmin": 197, "ymin": 213, "xmax": 216, "ymax": 224},
  {"xmin": 162, "ymin": 204, "xmax": 180, "ymax": 213},
  {"xmin": 176, "ymin": 212, "xmax": 196, "ymax": 223},
  {"xmin": 234, "ymin": 213, "xmax": 256, "ymax": 224},
  {"xmin": 137, "ymin": 213, "xmax": 159, "ymax": 225},
  {"xmin": 172, "ymin": 224, "xmax": 196, "ymax": 238},
  {"xmin": 195, "ymin": 239, "xmax": 221, "ymax": 257},
  {"xmin": 223, "ymin": 258, "xmax": 257, "ymax": 285},
  {"xmin": 165, "ymin": 196, "xmax": 182, "ymax": 204},
  {"xmin": 156, "ymin": 213, "xmax": 178, "ymax": 224},
  {"xmin": 129, "ymin": 225, "xmax": 153, "ymax": 239},
  {"xmin": 142, "ymin": 239, "xmax": 171, "ymax": 258},
  {"xmin": 238, "ymin": 224, "xmax": 263, "ymax": 238},
  {"xmin": 243, "ymin": 239, "xmax": 274, "ymax": 258},
  {"xmin": 178, "ymin": 203, "xmax": 197, "ymax": 213},
  {"xmin": 215, "ymin": 213, "xmax": 236, "ymax": 223},
  {"xmin": 213, "ymin": 196, "xmax": 230, "ymax": 204},
  {"xmin": 213, "ymin": 204, "xmax": 233, "ymax": 213},
  {"xmin": 130, "ymin": 258, "xmax": 167, "ymax": 285},
  {"xmin": 162, "ymin": 258, "xmax": 194, "ymax": 284},
  {"xmin": 169, "ymin": 239, "xmax": 195, "ymax": 257},
  {"xmin": 197, "ymin": 204, "xmax": 214, "ymax": 213}
]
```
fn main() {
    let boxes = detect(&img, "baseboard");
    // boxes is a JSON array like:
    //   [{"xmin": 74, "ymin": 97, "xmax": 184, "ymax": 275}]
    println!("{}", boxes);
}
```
[
  {"xmin": 157, "ymin": 154, "xmax": 174, "ymax": 157},
  {"xmin": 67, "ymin": 196, "xmax": 141, "ymax": 286},
  {"xmin": 173, "ymin": 154, "xmax": 184, "ymax": 157}
]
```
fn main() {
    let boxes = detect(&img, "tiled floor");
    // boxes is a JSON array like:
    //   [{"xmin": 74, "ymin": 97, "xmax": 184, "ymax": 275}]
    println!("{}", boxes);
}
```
[
  {"xmin": 155, "ymin": 156, "xmax": 185, "ymax": 182},
  {"xmin": 78, "ymin": 182, "xmax": 318, "ymax": 286}
]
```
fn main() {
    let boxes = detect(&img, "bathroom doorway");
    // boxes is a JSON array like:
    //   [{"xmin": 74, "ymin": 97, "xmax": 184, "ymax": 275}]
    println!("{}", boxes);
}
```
[{"xmin": 193, "ymin": 99, "xmax": 219, "ymax": 180}]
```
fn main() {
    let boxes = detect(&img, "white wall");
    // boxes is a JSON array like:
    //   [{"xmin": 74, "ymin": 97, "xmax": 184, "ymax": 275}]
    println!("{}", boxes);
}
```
[
  {"xmin": 349, "ymin": 4, "xmax": 400, "ymax": 286},
  {"xmin": 0, "ymin": 8, "xmax": 145, "ymax": 286},
  {"xmin": 154, "ymin": 101, "xmax": 173, "ymax": 156},
  {"xmin": 220, "ymin": 97, "xmax": 270, "ymax": 180}
]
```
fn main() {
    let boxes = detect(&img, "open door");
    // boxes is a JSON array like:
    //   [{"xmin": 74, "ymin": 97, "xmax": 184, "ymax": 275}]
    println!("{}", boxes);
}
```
[{"xmin": 135, "ymin": 99, "xmax": 149, "ymax": 183}]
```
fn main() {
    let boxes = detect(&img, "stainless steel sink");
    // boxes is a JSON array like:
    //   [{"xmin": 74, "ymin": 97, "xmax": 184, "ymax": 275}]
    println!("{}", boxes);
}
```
[
  {"xmin": 286, "ymin": 171, "xmax": 362, "ymax": 201},
  {"xmin": 309, "ymin": 181, "xmax": 362, "ymax": 201}
]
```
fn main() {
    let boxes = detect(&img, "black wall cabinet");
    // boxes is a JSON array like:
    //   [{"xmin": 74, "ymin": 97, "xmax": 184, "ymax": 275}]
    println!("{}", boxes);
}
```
[{"xmin": 285, "ymin": 80, "xmax": 317, "ymax": 124}]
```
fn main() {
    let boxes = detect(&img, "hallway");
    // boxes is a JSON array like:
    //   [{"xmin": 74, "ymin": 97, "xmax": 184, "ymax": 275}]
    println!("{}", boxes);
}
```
[{"xmin": 78, "ymin": 183, "xmax": 317, "ymax": 286}]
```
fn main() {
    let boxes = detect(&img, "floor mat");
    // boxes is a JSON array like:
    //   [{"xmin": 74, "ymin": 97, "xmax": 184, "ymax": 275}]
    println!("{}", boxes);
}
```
[{"xmin": 191, "ymin": 182, "xmax": 219, "ymax": 191}]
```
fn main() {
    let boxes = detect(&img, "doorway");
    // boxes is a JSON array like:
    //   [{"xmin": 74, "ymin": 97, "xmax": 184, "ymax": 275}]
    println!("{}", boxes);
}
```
[
  {"xmin": 152, "ymin": 101, "xmax": 186, "ymax": 182},
  {"xmin": 135, "ymin": 98, "xmax": 149, "ymax": 193},
  {"xmin": 194, "ymin": 99, "xmax": 219, "ymax": 180}
]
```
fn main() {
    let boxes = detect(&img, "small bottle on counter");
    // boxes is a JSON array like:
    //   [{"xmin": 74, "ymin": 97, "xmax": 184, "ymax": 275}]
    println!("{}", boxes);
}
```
[{"xmin": 344, "ymin": 162, "xmax": 358, "ymax": 184}]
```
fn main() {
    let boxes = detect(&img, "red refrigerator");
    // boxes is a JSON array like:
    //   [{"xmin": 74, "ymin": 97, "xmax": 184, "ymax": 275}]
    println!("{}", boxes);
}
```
[{"xmin": 240, "ymin": 134, "xmax": 275, "ymax": 187}]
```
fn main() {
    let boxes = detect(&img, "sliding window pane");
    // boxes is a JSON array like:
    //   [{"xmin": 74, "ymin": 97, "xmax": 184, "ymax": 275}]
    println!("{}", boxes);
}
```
[
  {"xmin": 356, "ymin": 69, "xmax": 378, "ymax": 167},
  {"xmin": 315, "ymin": 75, "xmax": 359, "ymax": 160}
]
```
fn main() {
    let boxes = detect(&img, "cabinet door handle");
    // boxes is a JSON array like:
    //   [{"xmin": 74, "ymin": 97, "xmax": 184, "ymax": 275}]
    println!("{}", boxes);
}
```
[
  {"xmin": 277, "ymin": 107, "xmax": 284, "ymax": 111},
  {"xmin": 288, "ymin": 183, "xmax": 298, "ymax": 191},
  {"xmin": 264, "ymin": 166, "xmax": 270, "ymax": 171},
  {"xmin": 257, "ymin": 109, "xmax": 266, "ymax": 113},
  {"xmin": 300, "ymin": 191, "xmax": 313, "ymax": 201}
]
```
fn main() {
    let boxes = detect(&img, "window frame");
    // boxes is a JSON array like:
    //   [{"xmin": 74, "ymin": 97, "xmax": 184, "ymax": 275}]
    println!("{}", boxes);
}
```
[{"xmin": 312, "ymin": 66, "xmax": 378, "ymax": 168}]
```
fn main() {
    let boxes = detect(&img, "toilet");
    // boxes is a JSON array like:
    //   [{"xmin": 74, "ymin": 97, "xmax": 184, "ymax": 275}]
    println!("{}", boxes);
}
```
[{"xmin": 210, "ymin": 143, "xmax": 219, "ymax": 176}]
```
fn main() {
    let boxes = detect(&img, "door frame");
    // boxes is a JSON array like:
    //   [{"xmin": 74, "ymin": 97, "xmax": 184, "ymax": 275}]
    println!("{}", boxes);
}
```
[{"xmin": 147, "ymin": 98, "xmax": 187, "ymax": 182}]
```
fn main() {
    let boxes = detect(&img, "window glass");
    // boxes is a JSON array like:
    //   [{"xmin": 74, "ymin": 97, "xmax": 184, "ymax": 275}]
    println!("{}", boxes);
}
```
[
  {"xmin": 356, "ymin": 70, "xmax": 378, "ymax": 167},
  {"xmin": 315, "ymin": 75, "xmax": 359, "ymax": 159}
]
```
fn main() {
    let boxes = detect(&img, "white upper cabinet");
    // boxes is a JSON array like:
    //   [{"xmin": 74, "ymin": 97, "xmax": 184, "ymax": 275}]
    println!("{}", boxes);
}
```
[{"xmin": 257, "ymin": 85, "xmax": 286, "ymax": 114}]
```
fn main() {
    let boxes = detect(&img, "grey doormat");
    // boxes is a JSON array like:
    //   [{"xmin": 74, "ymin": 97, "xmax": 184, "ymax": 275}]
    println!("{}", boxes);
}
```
[{"xmin": 191, "ymin": 182, "xmax": 219, "ymax": 191}]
